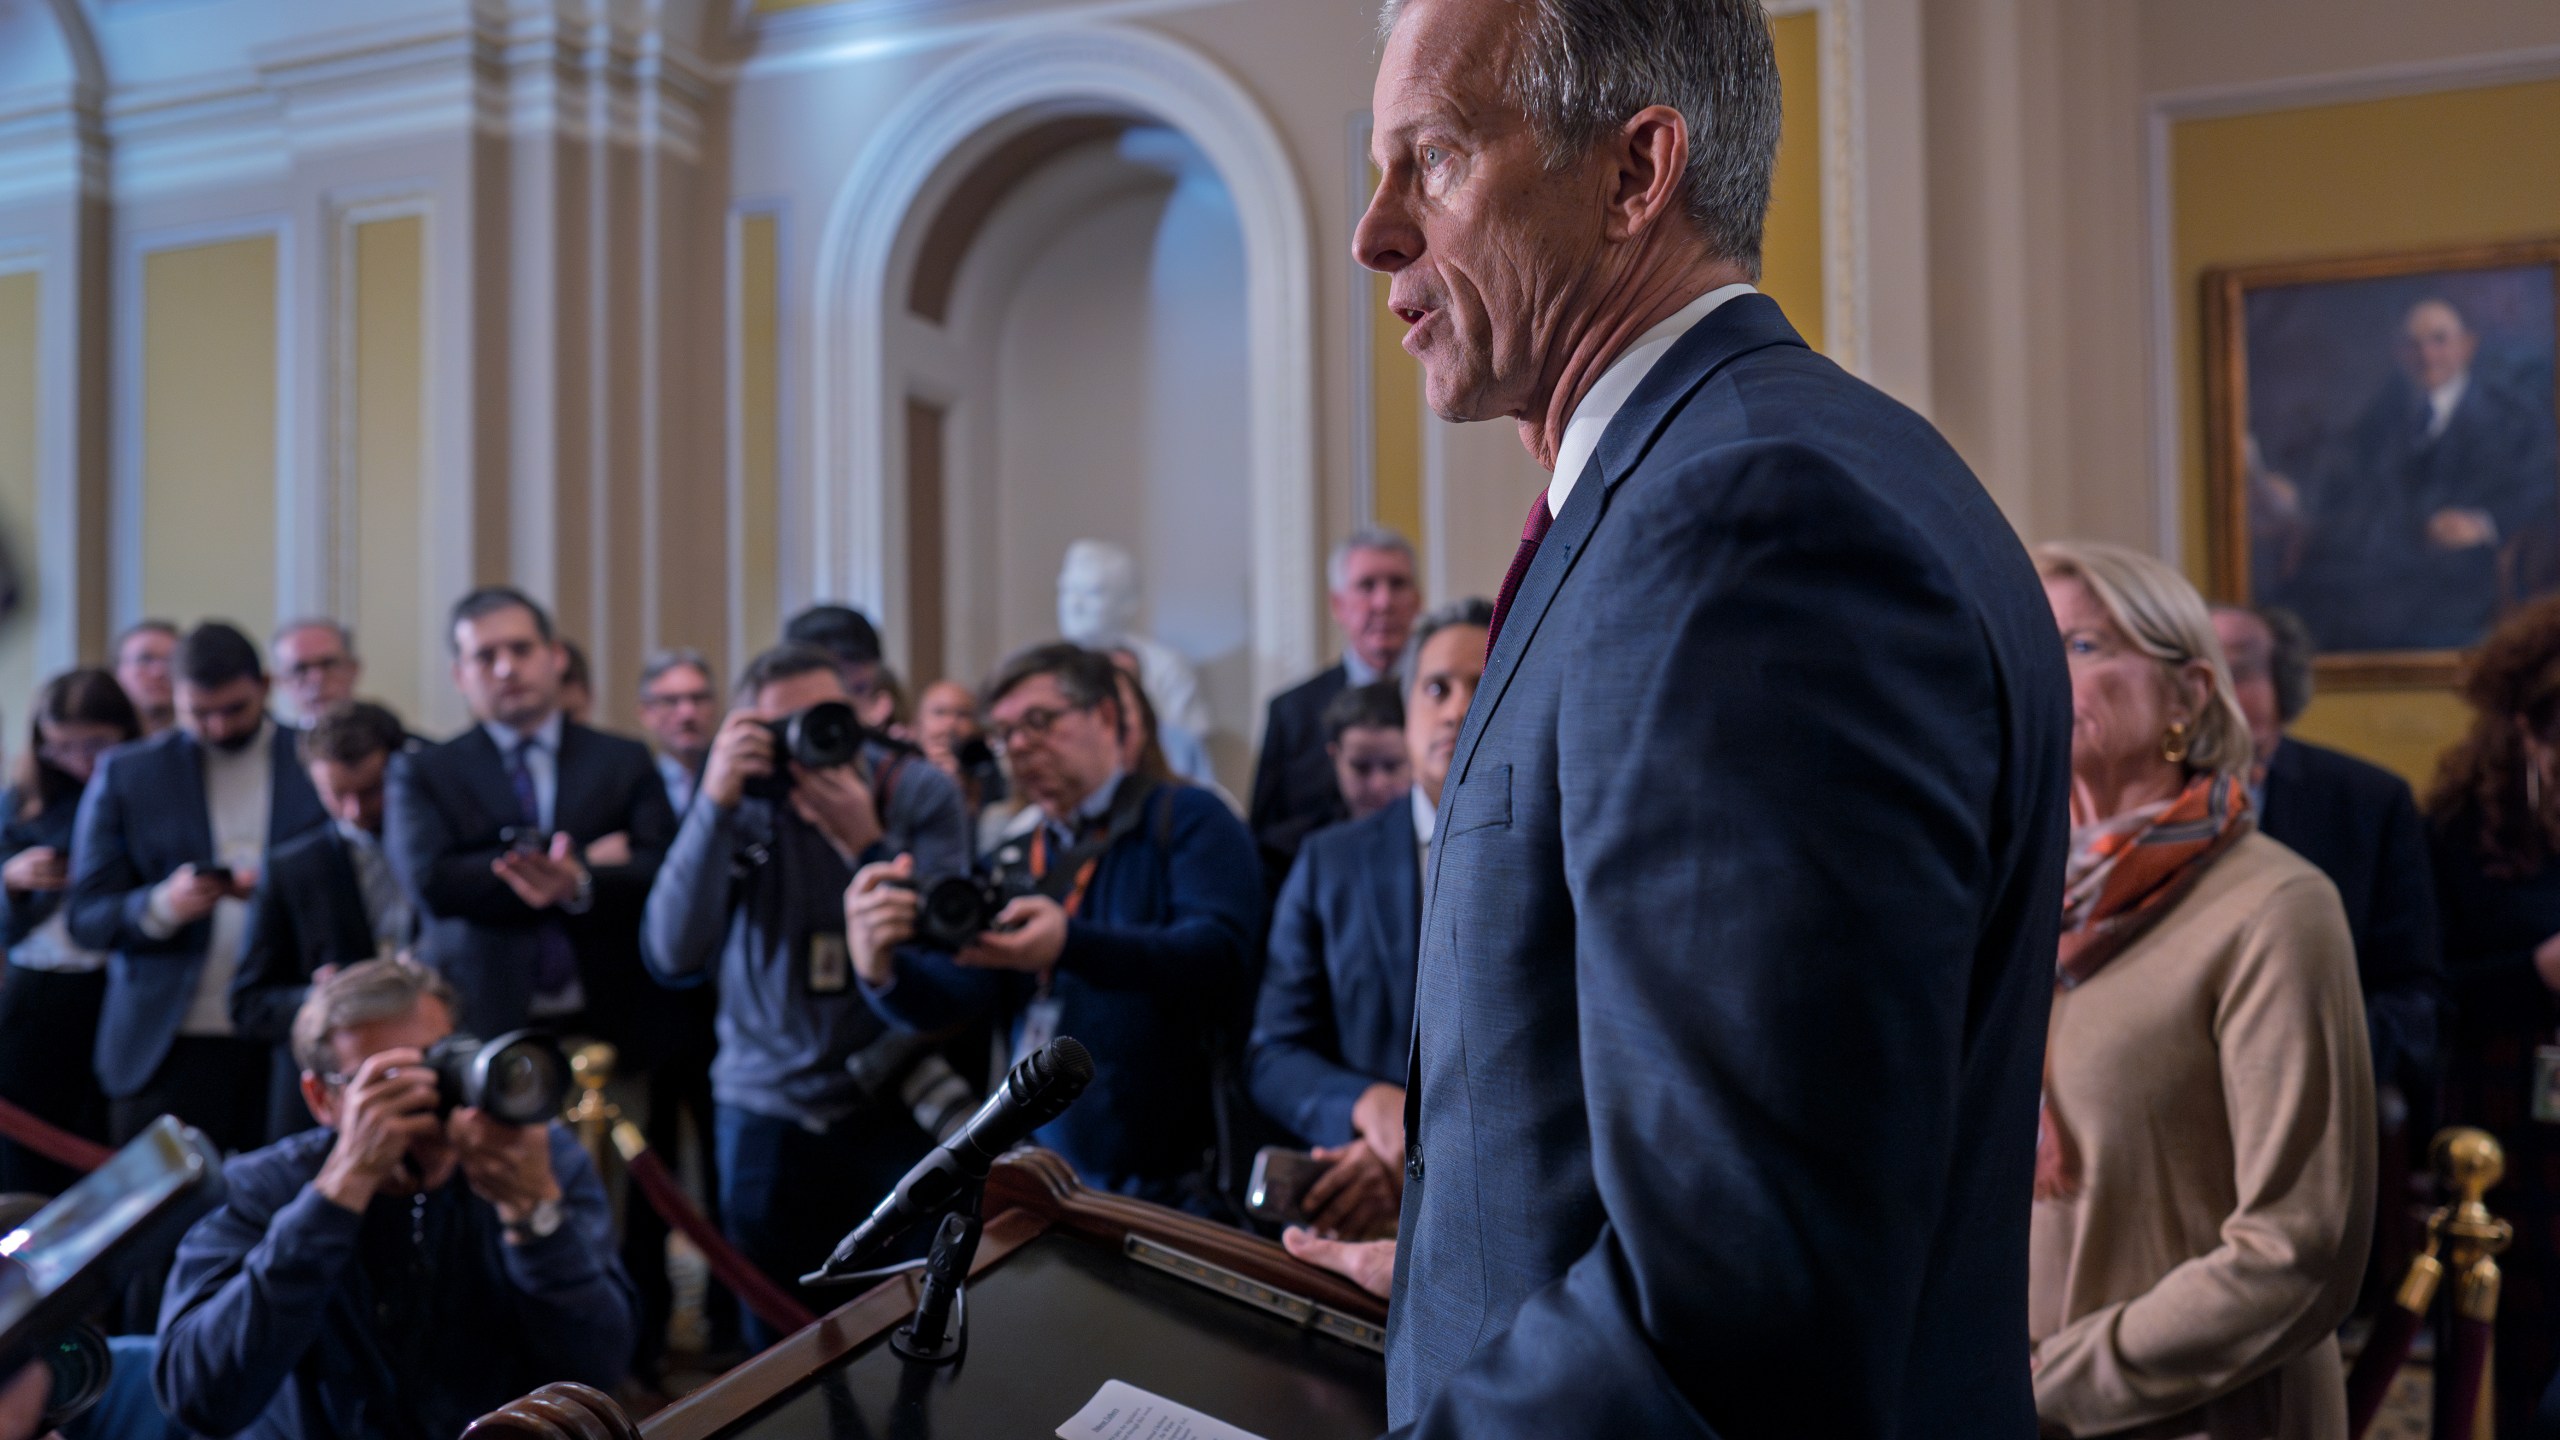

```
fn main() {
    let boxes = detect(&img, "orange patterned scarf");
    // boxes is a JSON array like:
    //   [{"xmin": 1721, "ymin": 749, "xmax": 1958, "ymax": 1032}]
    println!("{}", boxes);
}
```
[{"xmin": 2035, "ymin": 772, "xmax": 2253, "ymax": 1200}]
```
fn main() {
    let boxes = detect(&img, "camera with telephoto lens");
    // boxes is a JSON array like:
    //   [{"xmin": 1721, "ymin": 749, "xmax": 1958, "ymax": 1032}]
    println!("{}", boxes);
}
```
[
  {"xmin": 422, "ymin": 1029, "xmax": 570, "ymax": 1126},
  {"xmin": 899, "ymin": 872, "xmax": 1033, "ymax": 951},
  {"xmin": 745, "ymin": 700, "xmax": 867, "ymax": 800}
]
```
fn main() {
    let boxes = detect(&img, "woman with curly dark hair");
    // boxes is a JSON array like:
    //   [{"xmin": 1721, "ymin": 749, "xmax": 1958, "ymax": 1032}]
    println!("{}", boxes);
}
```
[{"xmin": 2428, "ymin": 593, "xmax": 2560, "ymax": 1432}]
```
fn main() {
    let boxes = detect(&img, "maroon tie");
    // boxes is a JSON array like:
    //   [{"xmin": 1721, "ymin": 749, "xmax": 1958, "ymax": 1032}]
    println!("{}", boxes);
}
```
[{"xmin": 1485, "ymin": 491, "xmax": 1556, "ymax": 657}]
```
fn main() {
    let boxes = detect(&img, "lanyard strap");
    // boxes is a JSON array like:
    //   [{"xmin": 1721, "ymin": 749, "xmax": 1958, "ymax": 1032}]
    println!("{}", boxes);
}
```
[{"xmin": 1027, "ymin": 829, "xmax": 1103, "ymax": 918}]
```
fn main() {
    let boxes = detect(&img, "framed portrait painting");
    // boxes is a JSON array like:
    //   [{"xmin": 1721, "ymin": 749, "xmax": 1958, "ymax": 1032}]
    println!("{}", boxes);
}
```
[{"xmin": 2205, "ymin": 239, "xmax": 2560, "ymax": 684}]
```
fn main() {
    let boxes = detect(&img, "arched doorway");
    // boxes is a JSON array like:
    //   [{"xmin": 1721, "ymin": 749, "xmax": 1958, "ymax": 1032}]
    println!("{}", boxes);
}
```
[
  {"xmin": 891, "ymin": 122, "xmax": 1253, "ymax": 780},
  {"xmin": 812, "ymin": 22, "xmax": 1318, "ymax": 778}
]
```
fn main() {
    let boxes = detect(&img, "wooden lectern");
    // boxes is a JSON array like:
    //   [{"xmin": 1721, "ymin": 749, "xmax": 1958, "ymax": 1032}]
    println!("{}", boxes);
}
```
[{"xmin": 465, "ymin": 1149, "xmax": 1390, "ymax": 1440}]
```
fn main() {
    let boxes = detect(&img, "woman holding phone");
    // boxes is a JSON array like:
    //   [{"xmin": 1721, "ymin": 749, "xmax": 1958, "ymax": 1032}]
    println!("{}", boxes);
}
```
[{"xmin": 0, "ymin": 669, "xmax": 142, "ymax": 1193}]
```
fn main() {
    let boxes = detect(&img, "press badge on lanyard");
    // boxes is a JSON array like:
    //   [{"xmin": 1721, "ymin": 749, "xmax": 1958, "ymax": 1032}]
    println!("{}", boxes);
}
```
[
  {"xmin": 1017, "ymin": 827, "xmax": 1100, "ymax": 1059},
  {"xmin": 808, "ymin": 933, "xmax": 850, "ymax": 994}
]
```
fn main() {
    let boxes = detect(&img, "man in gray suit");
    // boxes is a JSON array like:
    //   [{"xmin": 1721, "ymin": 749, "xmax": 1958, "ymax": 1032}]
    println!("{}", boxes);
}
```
[{"xmin": 1294, "ymin": 0, "xmax": 2074, "ymax": 1433}]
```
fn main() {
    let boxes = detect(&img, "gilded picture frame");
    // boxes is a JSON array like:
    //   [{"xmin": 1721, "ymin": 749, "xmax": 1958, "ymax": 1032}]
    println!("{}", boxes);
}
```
[{"xmin": 2204, "ymin": 238, "xmax": 2560, "ymax": 687}]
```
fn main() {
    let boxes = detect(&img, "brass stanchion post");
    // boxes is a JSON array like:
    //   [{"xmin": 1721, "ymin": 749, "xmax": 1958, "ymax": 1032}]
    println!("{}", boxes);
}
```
[
  {"xmin": 564, "ymin": 1041, "xmax": 620, "ymax": 1181},
  {"xmin": 2430, "ymin": 1128, "xmax": 2512, "ymax": 1440}
]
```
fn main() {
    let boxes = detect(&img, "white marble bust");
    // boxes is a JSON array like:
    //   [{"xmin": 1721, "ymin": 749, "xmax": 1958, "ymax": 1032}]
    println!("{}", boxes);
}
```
[{"xmin": 1056, "ymin": 539, "xmax": 1212, "ymax": 744}]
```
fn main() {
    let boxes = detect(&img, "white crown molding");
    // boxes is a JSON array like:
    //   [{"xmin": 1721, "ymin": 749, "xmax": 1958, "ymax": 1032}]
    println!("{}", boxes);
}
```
[
  {"xmin": 47, "ymin": 2, "xmax": 717, "ymax": 203},
  {"xmin": 2140, "ymin": 42, "xmax": 2560, "ymax": 568},
  {"xmin": 0, "ymin": 99, "xmax": 105, "ymax": 206},
  {"xmin": 733, "ymin": 0, "xmax": 1224, "ymax": 79},
  {"xmin": 810, "ymin": 18, "xmax": 1321, "ymax": 698}
]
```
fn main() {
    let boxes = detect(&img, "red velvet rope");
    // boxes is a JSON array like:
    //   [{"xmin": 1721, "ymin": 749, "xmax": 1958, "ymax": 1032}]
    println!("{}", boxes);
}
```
[
  {"xmin": 619, "ymin": 1141, "xmax": 818, "ymax": 1337},
  {"xmin": 2345, "ymin": 1301, "xmax": 2423, "ymax": 1439},
  {"xmin": 0, "ymin": 1093, "xmax": 113, "ymax": 1175},
  {"xmin": 2435, "ymin": 1312, "xmax": 2494, "ymax": 1440}
]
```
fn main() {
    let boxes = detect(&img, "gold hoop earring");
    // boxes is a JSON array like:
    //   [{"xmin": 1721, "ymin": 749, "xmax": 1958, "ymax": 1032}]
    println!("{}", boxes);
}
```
[{"xmin": 2160, "ymin": 720, "xmax": 2192, "ymax": 765}]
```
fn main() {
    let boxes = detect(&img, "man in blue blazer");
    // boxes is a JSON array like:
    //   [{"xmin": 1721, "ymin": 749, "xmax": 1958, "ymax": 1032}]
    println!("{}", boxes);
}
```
[
  {"xmin": 69, "ymin": 622, "xmax": 328, "ymax": 1153},
  {"xmin": 848, "ymin": 643, "xmax": 1265, "ymax": 1208},
  {"xmin": 1323, "ymin": 1, "xmax": 2075, "ymax": 1433},
  {"xmin": 1249, "ymin": 599, "xmax": 1488, "ymax": 1240}
]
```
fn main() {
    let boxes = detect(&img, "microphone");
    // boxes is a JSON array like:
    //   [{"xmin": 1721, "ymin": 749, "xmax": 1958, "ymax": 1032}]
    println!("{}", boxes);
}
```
[{"xmin": 804, "ymin": 1037, "xmax": 1093, "ymax": 1282}]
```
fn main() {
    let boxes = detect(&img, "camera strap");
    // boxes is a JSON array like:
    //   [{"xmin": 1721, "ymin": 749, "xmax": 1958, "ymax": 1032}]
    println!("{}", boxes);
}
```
[{"xmin": 1026, "ymin": 778, "xmax": 1164, "ymax": 918}]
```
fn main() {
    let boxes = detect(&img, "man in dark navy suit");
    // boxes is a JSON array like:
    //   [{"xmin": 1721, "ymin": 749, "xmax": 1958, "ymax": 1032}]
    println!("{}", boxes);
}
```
[
  {"xmin": 1302, "ymin": 1, "xmax": 2074, "ymax": 1433},
  {"xmin": 384, "ymin": 587, "xmax": 677, "ymax": 1052},
  {"xmin": 1252, "ymin": 600, "xmax": 1487, "ymax": 1242},
  {"xmin": 70, "ymin": 622, "xmax": 329, "ymax": 1154},
  {"xmin": 2212, "ymin": 605, "xmax": 2442, "ymax": 1104},
  {"xmin": 1249, "ymin": 529, "xmax": 1421, "ymax": 886}
]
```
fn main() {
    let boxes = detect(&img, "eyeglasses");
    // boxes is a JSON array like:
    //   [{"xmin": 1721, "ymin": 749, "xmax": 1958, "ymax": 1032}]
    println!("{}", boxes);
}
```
[
  {"xmin": 284, "ymin": 656, "xmax": 351, "ymax": 683},
  {"xmin": 985, "ymin": 704, "xmax": 1091, "ymax": 754}
]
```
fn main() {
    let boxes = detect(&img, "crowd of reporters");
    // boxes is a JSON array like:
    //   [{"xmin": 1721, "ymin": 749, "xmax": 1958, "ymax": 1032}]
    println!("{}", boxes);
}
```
[{"xmin": 18, "ymin": 517, "xmax": 2560, "ymax": 1436}]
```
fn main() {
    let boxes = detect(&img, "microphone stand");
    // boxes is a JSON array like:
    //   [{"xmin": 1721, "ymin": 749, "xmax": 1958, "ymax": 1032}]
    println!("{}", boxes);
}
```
[{"xmin": 889, "ymin": 1177, "xmax": 985, "ymax": 1365}]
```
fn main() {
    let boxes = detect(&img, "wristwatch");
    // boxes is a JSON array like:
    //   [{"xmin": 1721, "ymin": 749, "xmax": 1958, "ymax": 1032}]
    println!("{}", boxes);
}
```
[{"xmin": 503, "ymin": 1197, "xmax": 564, "ymax": 1243}]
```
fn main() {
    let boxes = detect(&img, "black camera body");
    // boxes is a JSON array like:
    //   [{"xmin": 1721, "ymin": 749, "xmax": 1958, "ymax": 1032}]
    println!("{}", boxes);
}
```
[
  {"xmin": 745, "ymin": 700, "xmax": 867, "ymax": 800},
  {"xmin": 951, "ymin": 735, "xmax": 1008, "ymax": 806},
  {"xmin": 422, "ymin": 1029, "xmax": 569, "ymax": 1127},
  {"xmin": 909, "ymin": 872, "xmax": 1033, "ymax": 951}
]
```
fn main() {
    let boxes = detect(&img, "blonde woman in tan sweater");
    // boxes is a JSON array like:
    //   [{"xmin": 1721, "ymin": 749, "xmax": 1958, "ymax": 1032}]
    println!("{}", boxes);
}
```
[{"xmin": 2029, "ymin": 543, "xmax": 2373, "ymax": 1440}]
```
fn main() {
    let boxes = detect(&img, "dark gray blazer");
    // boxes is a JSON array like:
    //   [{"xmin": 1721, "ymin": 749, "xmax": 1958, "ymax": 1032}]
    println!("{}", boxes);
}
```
[
  {"xmin": 1249, "ymin": 661, "xmax": 1351, "ymax": 884},
  {"xmin": 67, "ymin": 724, "xmax": 328, "ymax": 1098},
  {"xmin": 1387, "ymin": 295, "xmax": 2072, "ymax": 1438}
]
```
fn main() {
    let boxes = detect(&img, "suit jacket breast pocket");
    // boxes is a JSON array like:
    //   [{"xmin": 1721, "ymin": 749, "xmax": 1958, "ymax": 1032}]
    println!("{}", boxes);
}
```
[{"xmin": 1442, "ymin": 764, "xmax": 1513, "ymax": 837}]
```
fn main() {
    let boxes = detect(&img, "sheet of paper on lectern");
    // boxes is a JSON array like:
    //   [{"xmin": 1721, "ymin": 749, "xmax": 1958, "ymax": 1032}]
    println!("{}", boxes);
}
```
[{"xmin": 1056, "ymin": 1379, "xmax": 1269, "ymax": 1440}]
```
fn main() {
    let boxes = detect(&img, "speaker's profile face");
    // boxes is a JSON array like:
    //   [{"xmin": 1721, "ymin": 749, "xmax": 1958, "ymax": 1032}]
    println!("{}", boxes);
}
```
[{"xmin": 1357, "ymin": 0, "xmax": 1611, "ymax": 429}]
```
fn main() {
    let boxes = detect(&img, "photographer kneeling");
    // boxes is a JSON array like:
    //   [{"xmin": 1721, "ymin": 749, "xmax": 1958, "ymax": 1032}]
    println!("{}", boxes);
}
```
[
  {"xmin": 642, "ymin": 643, "xmax": 974, "ymax": 1345},
  {"xmin": 154, "ymin": 960, "xmax": 633, "ymax": 1440}
]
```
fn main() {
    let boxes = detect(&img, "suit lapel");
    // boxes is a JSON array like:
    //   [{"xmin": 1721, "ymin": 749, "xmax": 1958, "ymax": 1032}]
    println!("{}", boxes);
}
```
[
  {"xmin": 460, "ymin": 728, "xmax": 526, "ymax": 833},
  {"xmin": 170, "ymin": 736, "xmax": 215, "ymax": 863},
  {"xmin": 552, "ymin": 723, "xmax": 605, "ymax": 839},
  {"xmin": 267, "ymin": 722, "xmax": 326, "ymax": 844},
  {"xmin": 1367, "ymin": 800, "xmax": 1421, "ymax": 976},
  {"xmin": 318, "ymin": 833, "xmax": 375, "ymax": 955},
  {"xmin": 1445, "ymin": 294, "xmax": 1809, "ymax": 787}
]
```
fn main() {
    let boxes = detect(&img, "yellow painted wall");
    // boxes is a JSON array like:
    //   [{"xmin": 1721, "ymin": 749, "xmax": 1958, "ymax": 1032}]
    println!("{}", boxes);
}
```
[
  {"xmin": 1762, "ymin": 8, "xmax": 1825, "ymax": 352},
  {"xmin": 142, "ymin": 236, "xmax": 277, "ymax": 629},
  {"xmin": 1370, "ymin": 237, "xmax": 1424, "ymax": 591},
  {"xmin": 2172, "ymin": 79, "xmax": 2560, "ymax": 789},
  {"xmin": 739, "ymin": 213, "xmax": 782, "ymax": 655},
  {"xmin": 352, "ymin": 218, "xmax": 424, "ymax": 723},
  {"xmin": 0, "ymin": 271, "xmax": 36, "ymax": 722}
]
